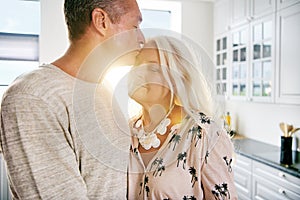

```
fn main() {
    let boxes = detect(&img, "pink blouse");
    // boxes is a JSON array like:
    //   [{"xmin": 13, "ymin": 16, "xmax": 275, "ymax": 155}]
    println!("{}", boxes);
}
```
[{"xmin": 128, "ymin": 113, "xmax": 238, "ymax": 200}]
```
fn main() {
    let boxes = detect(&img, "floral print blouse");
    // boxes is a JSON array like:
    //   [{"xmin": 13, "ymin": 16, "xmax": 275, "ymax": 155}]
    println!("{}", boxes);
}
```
[{"xmin": 127, "ymin": 113, "xmax": 237, "ymax": 200}]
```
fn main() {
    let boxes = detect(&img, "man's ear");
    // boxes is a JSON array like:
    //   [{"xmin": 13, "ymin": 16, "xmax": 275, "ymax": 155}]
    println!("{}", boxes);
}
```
[{"xmin": 91, "ymin": 8, "xmax": 110, "ymax": 36}]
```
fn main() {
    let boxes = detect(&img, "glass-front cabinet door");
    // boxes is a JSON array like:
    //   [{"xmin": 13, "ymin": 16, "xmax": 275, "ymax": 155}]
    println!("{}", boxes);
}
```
[
  {"xmin": 215, "ymin": 35, "xmax": 228, "ymax": 97},
  {"xmin": 250, "ymin": 15, "xmax": 274, "ymax": 102},
  {"xmin": 230, "ymin": 26, "xmax": 249, "ymax": 99}
]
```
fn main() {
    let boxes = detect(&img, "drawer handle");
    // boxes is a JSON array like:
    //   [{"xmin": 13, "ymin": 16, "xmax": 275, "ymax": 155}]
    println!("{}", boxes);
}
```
[
  {"xmin": 278, "ymin": 188, "xmax": 286, "ymax": 194},
  {"xmin": 278, "ymin": 172, "xmax": 285, "ymax": 178}
]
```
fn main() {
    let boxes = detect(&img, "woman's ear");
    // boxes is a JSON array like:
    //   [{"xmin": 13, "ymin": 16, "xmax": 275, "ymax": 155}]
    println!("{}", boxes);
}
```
[{"xmin": 91, "ymin": 8, "xmax": 109, "ymax": 36}]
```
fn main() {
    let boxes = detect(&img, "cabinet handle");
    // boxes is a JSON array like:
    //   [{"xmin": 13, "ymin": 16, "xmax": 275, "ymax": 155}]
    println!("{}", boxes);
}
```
[
  {"xmin": 278, "ymin": 172, "xmax": 285, "ymax": 178},
  {"xmin": 278, "ymin": 188, "xmax": 286, "ymax": 194},
  {"xmin": 247, "ymin": 16, "xmax": 254, "ymax": 22}
]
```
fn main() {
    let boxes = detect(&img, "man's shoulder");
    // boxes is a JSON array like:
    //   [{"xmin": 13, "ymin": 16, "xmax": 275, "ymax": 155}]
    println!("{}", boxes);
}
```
[{"xmin": 2, "ymin": 64, "xmax": 73, "ymax": 101}]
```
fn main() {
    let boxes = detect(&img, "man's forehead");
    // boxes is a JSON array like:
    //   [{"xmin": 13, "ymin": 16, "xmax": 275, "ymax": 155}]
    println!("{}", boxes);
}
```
[
  {"xmin": 127, "ymin": 0, "xmax": 142, "ymax": 17},
  {"xmin": 134, "ymin": 4, "xmax": 143, "ymax": 23}
]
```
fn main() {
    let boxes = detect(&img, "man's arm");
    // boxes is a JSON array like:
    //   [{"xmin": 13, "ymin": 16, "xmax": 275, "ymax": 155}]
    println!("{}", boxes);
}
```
[{"xmin": 0, "ymin": 93, "xmax": 89, "ymax": 200}]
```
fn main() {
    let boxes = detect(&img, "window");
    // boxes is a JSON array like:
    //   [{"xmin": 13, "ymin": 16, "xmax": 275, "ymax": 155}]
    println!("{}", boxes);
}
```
[
  {"xmin": 138, "ymin": 0, "xmax": 181, "ymax": 34},
  {"xmin": 0, "ymin": 0, "xmax": 40, "ymax": 98}
]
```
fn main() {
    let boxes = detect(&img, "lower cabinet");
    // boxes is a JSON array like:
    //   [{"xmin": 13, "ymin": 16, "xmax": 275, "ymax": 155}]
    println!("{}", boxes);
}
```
[
  {"xmin": 252, "ymin": 161, "xmax": 300, "ymax": 200},
  {"xmin": 233, "ymin": 154, "xmax": 252, "ymax": 200},
  {"xmin": 234, "ymin": 154, "xmax": 300, "ymax": 200}
]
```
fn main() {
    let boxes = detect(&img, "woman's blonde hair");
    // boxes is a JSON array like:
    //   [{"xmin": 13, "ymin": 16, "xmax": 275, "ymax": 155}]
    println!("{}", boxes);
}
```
[{"xmin": 147, "ymin": 36, "xmax": 222, "ymax": 121}]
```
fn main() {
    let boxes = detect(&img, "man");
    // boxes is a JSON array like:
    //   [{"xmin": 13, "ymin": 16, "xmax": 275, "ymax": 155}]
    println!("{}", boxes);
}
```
[{"xmin": 0, "ymin": 0, "xmax": 144, "ymax": 199}]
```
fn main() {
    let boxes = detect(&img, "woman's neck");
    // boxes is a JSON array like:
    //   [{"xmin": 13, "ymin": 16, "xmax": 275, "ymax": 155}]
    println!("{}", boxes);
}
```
[
  {"xmin": 141, "ymin": 104, "xmax": 185, "ymax": 132},
  {"xmin": 141, "ymin": 104, "xmax": 169, "ymax": 132}
]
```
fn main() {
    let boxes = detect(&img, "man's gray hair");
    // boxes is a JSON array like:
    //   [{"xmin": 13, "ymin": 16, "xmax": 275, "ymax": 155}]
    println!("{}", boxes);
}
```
[{"xmin": 64, "ymin": 0, "xmax": 131, "ymax": 41}]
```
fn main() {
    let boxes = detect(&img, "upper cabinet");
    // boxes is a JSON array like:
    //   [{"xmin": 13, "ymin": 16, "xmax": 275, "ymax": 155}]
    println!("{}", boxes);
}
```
[
  {"xmin": 214, "ymin": 0, "xmax": 231, "ymax": 35},
  {"xmin": 215, "ymin": 34, "xmax": 229, "ymax": 96},
  {"xmin": 276, "ymin": 3, "xmax": 300, "ymax": 104},
  {"xmin": 231, "ymin": 0, "xmax": 250, "ymax": 26},
  {"xmin": 249, "ymin": 14, "xmax": 275, "ymax": 102},
  {"xmin": 230, "ymin": 25, "xmax": 249, "ymax": 100},
  {"xmin": 250, "ymin": 0, "xmax": 276, "ymax": 19},
  {"xmin": 214, "ymin": 0, "xmax": 300, "ymax": 105},
  {"xmin": 278, "ymin": 0, "xmax": 300, "ymax": 10},
  {"xmin": 230, "ymin": 0, "xmax": 276, "ymax": 25}
]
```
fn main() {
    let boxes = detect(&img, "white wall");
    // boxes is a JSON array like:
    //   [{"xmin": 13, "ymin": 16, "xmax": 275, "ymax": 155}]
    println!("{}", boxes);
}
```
[
  {"xmin": 226, "ymin": 101, "xmax": 300, "ymax": 148},
  {"xmin": 181, "ymin": 1, "xmax": 214, "ymax": 58},
  {"xmin": 40, "ymin": 0, "xmax": 68, "ymax": 64}
]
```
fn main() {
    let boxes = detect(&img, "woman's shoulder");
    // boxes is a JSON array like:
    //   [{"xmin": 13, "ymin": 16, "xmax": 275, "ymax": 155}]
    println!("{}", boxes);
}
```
[
  {"xmin": 188, "ymin": 112, "xmax": 229, "ymax": 148},
  {"xmin": 188, "ymin": 112, "xmax": 222, "ymax": 131}
]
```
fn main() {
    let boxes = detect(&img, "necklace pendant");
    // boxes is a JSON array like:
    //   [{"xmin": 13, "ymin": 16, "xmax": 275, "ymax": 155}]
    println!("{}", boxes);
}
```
[
  {"xmin": 133, "ymin": 106, "xmax": 176, "ymax": 150},
  {"xmin": 157, "ymin": 118, "xmax": 171, "ymax": 135},
  {"xmin": 139, "ymin": 134, "xmax": 161, "ymax": 150}
]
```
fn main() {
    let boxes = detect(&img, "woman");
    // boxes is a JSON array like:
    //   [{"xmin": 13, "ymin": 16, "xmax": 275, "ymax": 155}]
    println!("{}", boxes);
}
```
[{"xmin": 127, "ymin": 36, "xmax": 237, "ymax": 199}]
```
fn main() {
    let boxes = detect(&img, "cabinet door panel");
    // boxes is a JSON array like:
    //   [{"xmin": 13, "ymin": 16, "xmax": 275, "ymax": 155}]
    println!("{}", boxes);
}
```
[
  {"xmin": 230, "ymin": 25, "xmax": 249, "ymax": 99},
  {"xmin": 234, "ymin": 168, "xmax": 252, "ymax": 200},
  {"xmin": 278, "ymin": 0, "xmax": 300, "ymax": 10},
  {"xmin": 252, "ymin": 160, "xmax": 300, "ymax": 197},
  {"xmin": 250, "ymin": 14, "xmax": 275, "ymax": 102},
  {"xmin": 234, "ymin": 154, "xmax": 252, "ymax": 170},
  {"xmin": 253, "ymin": 175, "xmax": 300, "ymax": 200},
  {"xmin": 214, "ymin": 0, "xmax": 231, "ymax": 35},
  {"xmin": 251, "ymin": 0, "xmax": 276, "ymax": 18},
  {"xmin": 233, "ymin": 154, "xmax": 252, "ymax": 199},
  {"xmin": 231, "ymin": 0, "xmax": 250, "ymax": 26},
  {"xmin": 276, "ymin": 3, "xmax": 300, "ymax": 104}
]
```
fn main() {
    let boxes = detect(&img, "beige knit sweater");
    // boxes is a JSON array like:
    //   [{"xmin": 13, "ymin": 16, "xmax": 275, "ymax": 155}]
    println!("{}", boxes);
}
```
[{"xmin": 0, "ymin": 64, "xmax": 130, "ymax": 199}]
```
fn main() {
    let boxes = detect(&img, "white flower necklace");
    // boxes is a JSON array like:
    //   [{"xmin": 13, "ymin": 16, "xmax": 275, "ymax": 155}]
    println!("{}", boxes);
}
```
[{"xmin": 132, "ymin": 106, "xmax": 175, "ymax": 150}]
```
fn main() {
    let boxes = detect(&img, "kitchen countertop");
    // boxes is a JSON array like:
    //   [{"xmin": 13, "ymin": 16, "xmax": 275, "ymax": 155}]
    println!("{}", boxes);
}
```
[{"xmin": 232, "ymin": 137, "xmax": 300, "ymax": 178}]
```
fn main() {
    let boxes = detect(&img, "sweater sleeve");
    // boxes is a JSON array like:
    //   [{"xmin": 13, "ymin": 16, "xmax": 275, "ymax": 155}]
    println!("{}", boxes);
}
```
[
  {"xmin": 200, "ymin": 124, "xmax": 238, "ymax": 200},
  {"xmin": 0, "ymin": 93, "xmax": 89, "ymax": 200}
]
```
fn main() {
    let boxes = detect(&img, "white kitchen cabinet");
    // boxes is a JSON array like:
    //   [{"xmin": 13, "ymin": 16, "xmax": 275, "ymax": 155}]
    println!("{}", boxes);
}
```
[
  {"xmin": 214, "ymin": 0, "xmax": 231, "ymax": 35},
  {"xmin": 215, "ymin": 34, "xmax": 229, "ymax": 97},
  {"xmin": 233, "ymin": 154, "xmax": 252, "ymax": 200},
  {"xmin": 275, "ymin": 3, "xmax": 300, "ymax": 105},
  {"xmin": 230, "ymin": 1, "xmax": 276, "ymax": 103},
  {"xmin": 231, "ymin": 0, "xmax": 277, "ymax": 25},
  {"xmin": 250, "ymin": 0, "xmax": 276, "ymax": 19},
  {"xmin": 278, "ymin": 0, "xmax": 300, "ymax": 10},
  {"xmin": 229, "ymin": 25, "xmax": 250, "ymax": 100},
  {"xmin": 252, "ymin": 176, "xmax": 300, "ymax": 199},
  {"xmin": 249, "ymin": 14, "xmax": 276, "ymax": 102},
  {"xmin": 252, "ymin": 160, "xmax": 300, "ymax": 199},
  {"xmin": 234, "ymin": 154, "xmax": 300, "ymax": 200},
  {"xmin": 231, "ymin": 0, "xmax": 250, "ymax": 26},
  {"xmin": 214, "ymin": 0, "xmax": 300, "ymax": 105}
]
